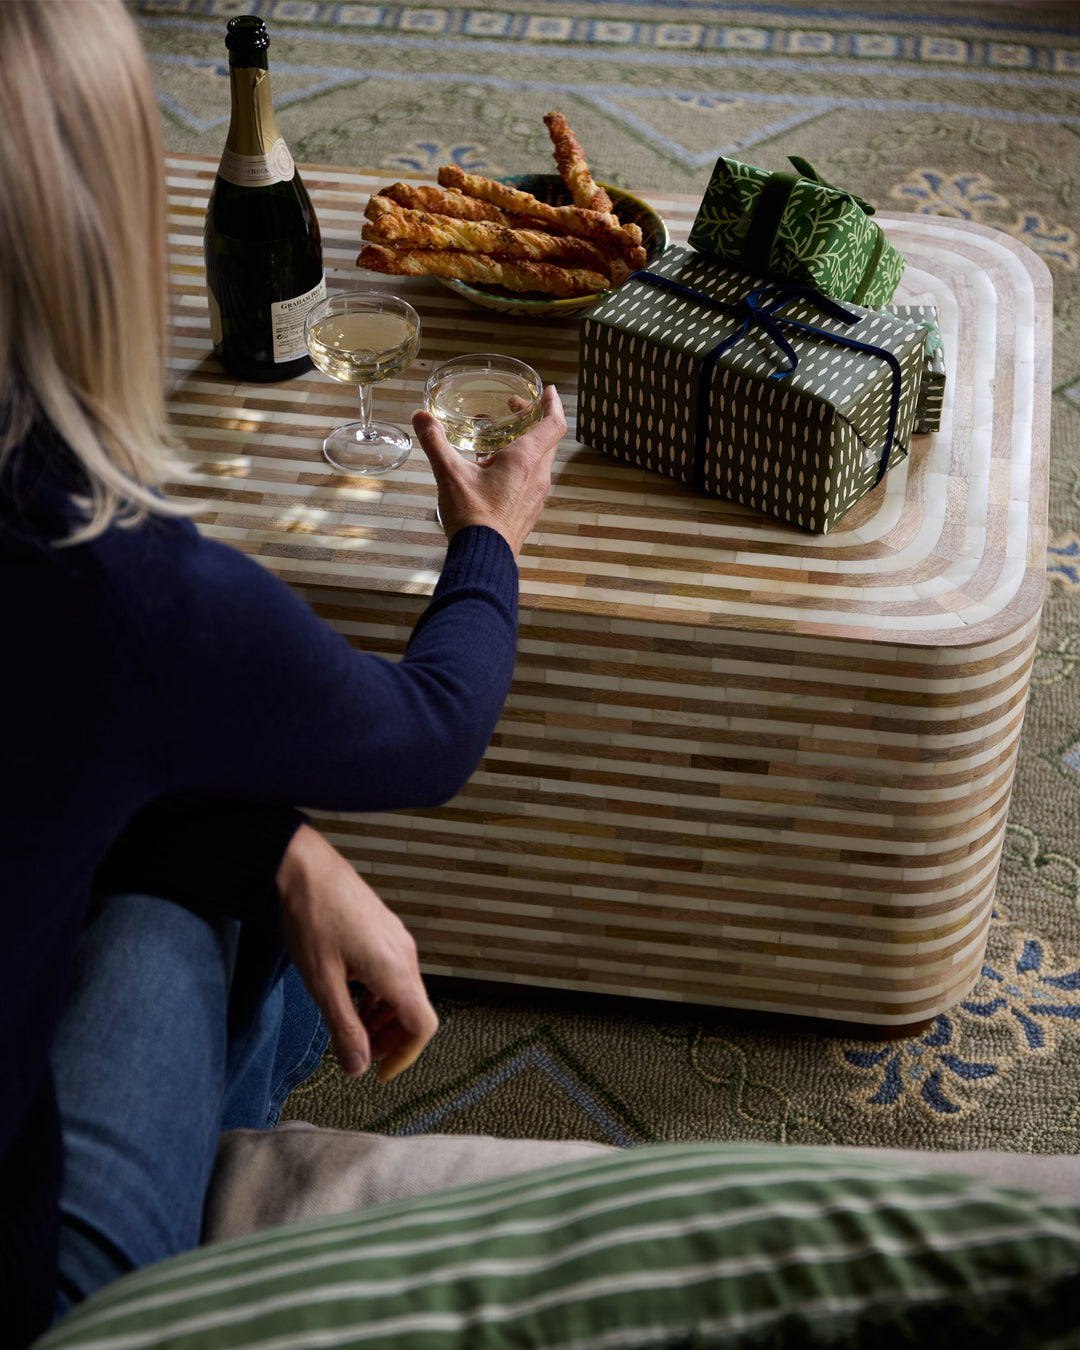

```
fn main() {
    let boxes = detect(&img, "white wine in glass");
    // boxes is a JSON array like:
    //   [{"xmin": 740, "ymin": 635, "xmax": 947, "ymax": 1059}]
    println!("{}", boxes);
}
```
[
  {"xmin": 424, "ymin": 354, "xmax": 542, "ymax": 460},
  {"xmin": 305, "ymin": 290, "xmax": 421, "ymax": 473}
]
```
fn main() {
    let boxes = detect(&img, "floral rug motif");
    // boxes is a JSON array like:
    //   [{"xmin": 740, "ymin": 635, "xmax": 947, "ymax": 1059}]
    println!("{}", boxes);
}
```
[
  {"xmin": 839, "ymin": 907, "xmax": 1080, "ymax": 1121},
  {"xmin": 1049, "ymin": 534, "xmax": 1080, "ymax": 589},
  {"xmin": 889, "ymin": 169, "xmax": 1078, "ymax": 269},
  {"xmin": 132, "ymin": 0, "xmax": 1080, "ymax": 1154}
]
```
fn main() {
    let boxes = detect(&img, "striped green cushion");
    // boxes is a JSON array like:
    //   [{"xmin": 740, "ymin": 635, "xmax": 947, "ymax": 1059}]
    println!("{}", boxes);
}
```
[{"xmin": 36, "ymin": 1143, "xmax": 1080, "ymax": 1349}]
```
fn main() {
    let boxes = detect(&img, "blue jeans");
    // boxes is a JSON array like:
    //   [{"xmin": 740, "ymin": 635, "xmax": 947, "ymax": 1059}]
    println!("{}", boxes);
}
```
[{"xmin": 50, "ymin": 892, "xmax": 328, "ymax": 1321}]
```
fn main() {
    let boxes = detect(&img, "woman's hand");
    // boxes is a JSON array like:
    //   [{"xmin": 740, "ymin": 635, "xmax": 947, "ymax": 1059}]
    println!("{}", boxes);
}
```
[
  {"xmin": 412, "ymin": 384, "xmax": 566, "ymax": 556},
  {"xmin": 276, "ymin": 823, "xmax": 438, "ymax": 1082}
]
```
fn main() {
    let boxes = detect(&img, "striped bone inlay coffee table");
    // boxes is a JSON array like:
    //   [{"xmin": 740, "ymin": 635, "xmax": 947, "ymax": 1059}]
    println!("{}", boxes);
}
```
[{"xmin": 165, "ymin": 154, "xmax": 1050, "ymax": 1033}]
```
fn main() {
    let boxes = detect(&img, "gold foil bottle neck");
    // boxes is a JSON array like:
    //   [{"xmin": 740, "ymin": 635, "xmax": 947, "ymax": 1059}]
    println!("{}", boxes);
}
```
[{"xmin": 226, "ymin": 66, "xmax": 280, "ymax": 157}]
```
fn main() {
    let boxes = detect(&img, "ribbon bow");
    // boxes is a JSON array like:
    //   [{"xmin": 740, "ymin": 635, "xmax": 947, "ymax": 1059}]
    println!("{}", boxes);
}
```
[
  {"xmin": 711, "ymin": 156, "xmax": 882, "ymax": 302},
  {"xmin": 786, "ymin": 157, "xmax": 876, "ymax": 216},
  {"xmin": 627, "ymin": 269, "xmax": 903, "ymax": 498}
]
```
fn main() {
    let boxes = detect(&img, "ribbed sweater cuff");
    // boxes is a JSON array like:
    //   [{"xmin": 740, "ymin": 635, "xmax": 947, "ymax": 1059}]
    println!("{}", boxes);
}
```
[{"xmin": 438, "ymin": 524, "xmax": 518, "ymax": 602}]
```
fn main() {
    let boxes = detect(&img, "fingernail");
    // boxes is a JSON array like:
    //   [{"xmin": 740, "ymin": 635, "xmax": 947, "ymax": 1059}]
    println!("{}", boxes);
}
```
[{"xmin": 340, "ymin": 1050, "xmax": 369, "ymax": 1078}]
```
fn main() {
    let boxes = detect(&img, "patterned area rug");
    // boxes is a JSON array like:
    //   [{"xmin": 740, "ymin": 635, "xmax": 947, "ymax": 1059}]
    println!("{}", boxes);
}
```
[{"xmin": 132, "ymin": 0, "xmax": 1080, "ymax": 1153}]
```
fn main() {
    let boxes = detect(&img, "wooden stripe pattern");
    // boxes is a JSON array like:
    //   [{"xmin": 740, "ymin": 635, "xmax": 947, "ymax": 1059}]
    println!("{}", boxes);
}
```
[{"xmin": 165, "ymin": 155, "xmax": 1051, "ymax": 1030}]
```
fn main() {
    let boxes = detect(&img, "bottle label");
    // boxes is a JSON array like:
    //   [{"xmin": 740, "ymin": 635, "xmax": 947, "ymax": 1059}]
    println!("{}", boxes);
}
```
[
  {"xmin": 271, "ymin": 277, "xmax": 327, "ymax": 363},
  {"xmin": 218, "ymin": 138, "xmax": 296, "ymax": 187}
]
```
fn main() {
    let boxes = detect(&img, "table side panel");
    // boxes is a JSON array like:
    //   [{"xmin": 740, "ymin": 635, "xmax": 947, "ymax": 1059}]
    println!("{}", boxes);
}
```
[{"xmin": 302, "ymin": 586, "xmax": 1040, "ymax": 1024}]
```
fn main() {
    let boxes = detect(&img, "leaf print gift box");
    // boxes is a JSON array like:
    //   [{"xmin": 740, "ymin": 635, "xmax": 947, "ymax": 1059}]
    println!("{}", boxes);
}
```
[
  {"xmin": 688, "ymin": 156, "xmax": 905, "ymax": 307},
  {"xmin": 576, "ymin": 246, "xmax": 927, "ymax": 533}
]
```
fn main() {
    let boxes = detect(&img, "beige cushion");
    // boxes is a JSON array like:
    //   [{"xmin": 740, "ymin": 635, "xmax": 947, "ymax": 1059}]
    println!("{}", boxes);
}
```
[
  {"xmin": 203, "ymin": 1122, "xmax": 616, "ymax": 1241},
  {"xmin": 203, "ymin": 1122, "xmax": 1080, "ymax": 1245},
  {"xmin": 832, "ymin": 1145, "xmax": 1080, "ymax": 1201}
]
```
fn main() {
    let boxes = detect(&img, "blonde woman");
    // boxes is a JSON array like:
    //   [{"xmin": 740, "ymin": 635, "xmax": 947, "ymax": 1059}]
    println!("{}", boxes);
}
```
[{"xmin": 0, "ymin": 2, "xmax": 565, "ymax": 1343}]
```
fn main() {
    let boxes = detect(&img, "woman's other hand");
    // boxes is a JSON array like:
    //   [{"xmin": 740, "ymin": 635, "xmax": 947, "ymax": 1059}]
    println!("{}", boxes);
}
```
[
  {"xmin": 276, "ymin": 823, "xmax": 439, "ymax": 1082},
  {"xmin": 412, "ymin": 384, "xmax": 566, "ymax": 557}
]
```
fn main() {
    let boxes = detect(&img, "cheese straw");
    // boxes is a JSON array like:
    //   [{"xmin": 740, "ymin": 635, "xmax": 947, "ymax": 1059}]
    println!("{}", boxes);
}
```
[
  {"xmin": 363, "ymin": 197, "xmax": 629, "ymax": 279},
  {"xmin": 357, "ymin": 243, "xmax": 612, "ymax": 298},
  {"xmin": 544, "ymin": 110, "xmax": 614, "ymax": 213},
  {"xmin": 438, "ymin": 164, "xmax": 642, "ymax": 250}
]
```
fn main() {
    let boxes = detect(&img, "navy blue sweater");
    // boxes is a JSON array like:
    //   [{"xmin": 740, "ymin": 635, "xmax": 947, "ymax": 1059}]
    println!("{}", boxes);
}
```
[{"xmin": 0, "ymin": 431, "xmax": 519, "ymax": 1345}]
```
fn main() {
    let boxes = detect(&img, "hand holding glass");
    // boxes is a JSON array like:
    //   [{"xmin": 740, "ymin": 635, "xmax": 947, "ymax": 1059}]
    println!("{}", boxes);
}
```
[
  {"xmin": 305, "ymin": 290, "xmax": 421, "ymax": 474},
  {"xmin": 423, "ymin": 354, "xmax": 543, "ymax": 460}
]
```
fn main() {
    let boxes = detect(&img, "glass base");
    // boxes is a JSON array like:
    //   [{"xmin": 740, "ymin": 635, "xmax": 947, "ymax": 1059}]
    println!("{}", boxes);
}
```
[{"xmin": 322, "ymin": 421, "xmax": 412, "ymax": 475}]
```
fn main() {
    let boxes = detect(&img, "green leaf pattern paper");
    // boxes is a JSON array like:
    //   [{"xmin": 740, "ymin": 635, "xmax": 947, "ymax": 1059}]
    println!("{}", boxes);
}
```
[{"xmin": 689, "ymin": 157, "xmax": 905, "ymax": 306}]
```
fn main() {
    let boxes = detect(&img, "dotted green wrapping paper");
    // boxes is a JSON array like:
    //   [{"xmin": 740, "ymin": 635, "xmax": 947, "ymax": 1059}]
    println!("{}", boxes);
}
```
[
  {"xmin": 577, "ymin": 246, "xmax": 927, "ymax": 534},
  {"xmin": 878, "ymin": 303, "xmax": 947, "ymax": 433},
  {"xmin": 688, "ymin": 156, "xmax": 906, "ymax": 307}
]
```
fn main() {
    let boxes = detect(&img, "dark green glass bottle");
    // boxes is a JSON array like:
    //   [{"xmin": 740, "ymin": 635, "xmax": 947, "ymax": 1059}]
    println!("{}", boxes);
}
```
[{"xmin": 204, "ymin": 16, "xmax": 324, "ymax": 382}]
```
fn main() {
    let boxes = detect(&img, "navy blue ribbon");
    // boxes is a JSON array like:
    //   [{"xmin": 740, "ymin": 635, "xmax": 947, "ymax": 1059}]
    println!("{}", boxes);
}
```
[{"xmin": 628, "ymin": 271, "xmax": 902, "ymax": 495}]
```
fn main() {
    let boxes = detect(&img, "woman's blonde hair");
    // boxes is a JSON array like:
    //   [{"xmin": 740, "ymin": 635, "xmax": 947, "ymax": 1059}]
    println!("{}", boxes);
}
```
[{"xmin": 0, "ymin": 0, "xmax": 187, "ymax": 542}]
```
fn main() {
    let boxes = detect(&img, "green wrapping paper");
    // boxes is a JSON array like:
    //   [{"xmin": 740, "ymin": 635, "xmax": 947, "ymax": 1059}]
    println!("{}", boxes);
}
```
[
  {"xmin": 688, "ymin": 155, "xmax": 905, "ymax": 307},
  {"xmin": 878, "ymin": 304, "xmax": 947, "ymax": 433},
  {"xmin": 577, "ymin": 246, "xmax": 927, "ymax": 534}
]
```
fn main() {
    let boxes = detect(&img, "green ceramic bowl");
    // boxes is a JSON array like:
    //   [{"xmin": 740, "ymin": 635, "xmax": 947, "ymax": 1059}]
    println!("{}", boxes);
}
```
[{"xmin": 437, "ymin": 174, "xmax": 669, "ymax": 320}]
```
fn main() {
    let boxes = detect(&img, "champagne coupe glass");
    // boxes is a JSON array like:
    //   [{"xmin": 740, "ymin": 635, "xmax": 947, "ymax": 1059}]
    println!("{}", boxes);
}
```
[
  {"xmin": 423, "ymin": 353, "xmax": 543, "ymax": 461},
  {"xmin": 305, "ymin": 290, "xmax": 421, "ymax": 474}
]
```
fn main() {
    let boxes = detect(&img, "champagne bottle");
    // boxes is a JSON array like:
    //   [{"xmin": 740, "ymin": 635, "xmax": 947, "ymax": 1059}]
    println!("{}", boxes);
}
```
[{"xmin": 204, "ymin": 15, "xmax": 325, "ymax": 382}]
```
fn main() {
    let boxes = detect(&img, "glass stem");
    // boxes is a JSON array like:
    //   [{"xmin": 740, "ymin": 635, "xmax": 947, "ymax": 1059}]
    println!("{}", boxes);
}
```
[{"xmin": 356, "ymin": 381, "xmax": 376, "ymax": 441}]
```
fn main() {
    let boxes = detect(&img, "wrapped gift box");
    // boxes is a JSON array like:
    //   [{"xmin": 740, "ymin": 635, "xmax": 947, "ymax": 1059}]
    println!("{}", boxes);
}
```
[
  {"xmin": 688, "ymin": 155, "xmax": 905, "ymax": 307},
  {"xmin": 577, "ymin": 246, "xmax": 927, "ymax": 534},
  {"xmin": 878, "ymin": 304, "xmax": 946, "ymax": 433}
]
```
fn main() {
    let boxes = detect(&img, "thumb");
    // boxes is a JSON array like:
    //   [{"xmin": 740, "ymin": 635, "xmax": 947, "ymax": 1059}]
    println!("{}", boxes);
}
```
[
  {"xmin": 316, "ymin": 967, "xmax": 372, "ymax": 1078},
  {"xmin": 411, "ymin": 409, "xmax": 460, "ymax": 477}
]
